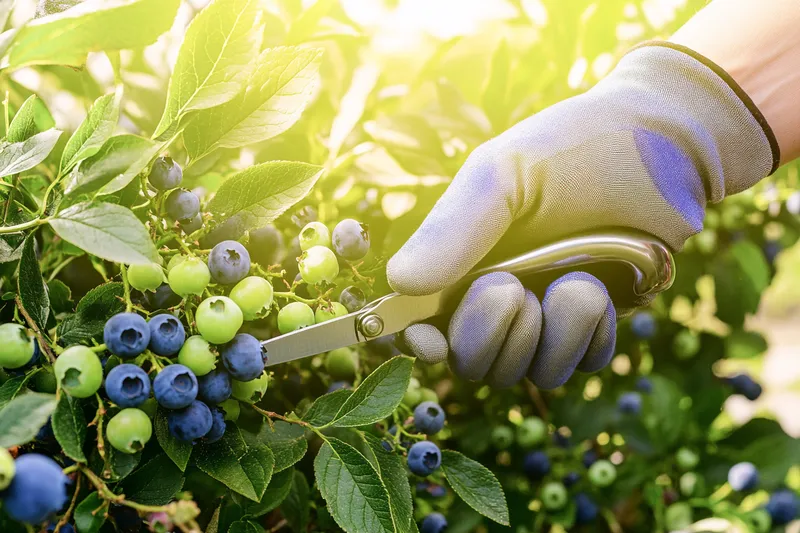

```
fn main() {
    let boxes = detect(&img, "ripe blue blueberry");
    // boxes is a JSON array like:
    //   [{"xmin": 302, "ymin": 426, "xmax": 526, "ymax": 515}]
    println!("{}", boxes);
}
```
[
  {"xmin": 420, "ymin": 512, "xmax": 447, "ymax": 533},
  {"xmin": 523, "ymin": 451, "xmax": 550, "ymax": 479},
  {"xmin": 582, "ymin": 449, "xmax": 598, "ymax": 468},
  {"xmin": 630, "ymin": 311, "xmax": 657, "ymax": 339},
  {"xmin": 338, "ymin": 285, "xmax": 367, "ymax": 312},
  {"xmin": 104, "ymin": 312, "xmax": 150, "ymax": 359},
  {"xmin": 203, "ymin": 408, "xmax": 226, "ymax": 444},
  {"xmin": 153, "ymin": 364, "xmax": 198, "ymax": 409},
  {"xmin": 181, "ymin": 213, "xmax": 203, "ymax": 234},
  {"xmin": 168, "ymin": 400, "xmax": 213, "ymax": 443},
  {"xmin": 247, "ymin": 224, "xmax": 285, "ymax": 266},
  {"xmin": 636, "ymin": 376, "xmax": 653, "ymax": 393},
  {"xmin": 197, "ymin": 368, "xmax": 232, "ymax": 405},
  {"xmin": 105, "ymin": 364, "xmax": 151, "ymax": 407},
  {"xmin": 766, "ymin": 489, "xmax": 799, "ymax": 525},
  {"xmin": 413, "ymin": 401, "xmax": 446, "ymax": 435},
  {"xmin": 617, "ymin": 392, "xmax": 643, "ymax": 415},
  {"xmin": 165, "ymin": 188, "xmax": 200, "ymax": 221},
  {"xmin": 4, "ymin": 454, "xmax": 70, "ymax": 524},
  {"xmin": 208, "ymin": 240, "xmax": 251, "ymax": 285},
  {"xmin": 148, "ymin": 156, "xmax": 182, "ymax": 190},
  {"xmin": 221, "ymin": 333, "xmax": 266, "ymax": 382},
  {"xmin": 726, "ymin": 373, "xmax": 763, "ymax": 401},
  {"xmin": 563, "ymin": 471, "xmax": 581, "ymax": 487},
  {"xmin": 407, "ymin": 441, "xmax": 442, "ymax": 477},
  {"xmin": 146, "ymin": 284, "xmax": 182, "ymax": 310},
  {"xmin": 36, "ymin": 418, "xmax": 55, "ymax": 443},
  {"xmin": 552, "ymin": 431, "xmax": 571, "ymax": 448},
  {"xmin": 148, "ymin": 314, "xmax": 185, "ymax": 356},
  {"xmin": 728, "ymin": 462, "xmax": 759, "ymax": 491},
  {"xmin": 574, "ymin": 493, "xmax": 599, "ymax": 524},
  {"xmin": 332, "ymin": 219, "xmax": 370, "ymax": 261},
  {"xmin": 47, "ymin": 523, "xmax": 75, "ymax": 533}
]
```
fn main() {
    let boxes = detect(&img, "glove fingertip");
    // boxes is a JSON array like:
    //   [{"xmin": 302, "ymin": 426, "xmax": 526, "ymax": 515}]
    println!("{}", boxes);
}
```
[{"xmin": 401, "ymin": 324, "xmax": 449, "ymax": 365}]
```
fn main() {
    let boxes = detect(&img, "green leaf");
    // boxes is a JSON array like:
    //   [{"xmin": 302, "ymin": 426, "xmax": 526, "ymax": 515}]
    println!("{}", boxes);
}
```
[
  {"xmin": 64, "ymin": 134, "xmax": 155, "ymax": 196},
  {"xmin": 0, "ymin": 129, "xmax": 62, "ymax": 178},
  {"xmin": 61, "ymin": 91, "xmax": 121, "ymax": 173},
  {"xmin": 7, "ymin": 95, "xmax": 55, "ymax": 142},
  {"xmin": 184, "ymin": 46, "xmax": 322, "ymax": 161},
  {"xmin": 3, "ymin": 0, "xmax": 180, "ymax": 69},
  {"xmin": 153, "ymin": 0, "xmax": 264, "ymax": 138},
  {"xmin": 48, "ymin": 279, "xmax": 73, "ymax": 314},
  {"xmin": 89, "ymin": 445, "xmax": 141, "ymax": 482},
  {"xmin": 56, "ymin": 282, "xmax": 124, "ymax": 345},
  {"xmin": 252, "ymin": 420, "xmax": 307, "ymax": 472},
  {"xmin": 49, "ymin": 202, "xmax": 160, "ymax": 265},
  {"xmin": 282, "ymin": 470, "xmax": 310, "ymax": 533},
  {"xmin": 314, "ymin": 437, "xmax": 395, "ymax": 533},
  {"xmin": 229, "ymin": 521, "xmax": 264, "ymax": 533},
  {"xmin": 725, "ymin": 330, "xmax": 768, "ymax": 359},
  {"xmin": 326, "ymin": 356, "xmax": 414, "ymax": 428},
  {"xmin": 302, "ymin": 388, "xmax": 352, "ymax": 427},
  {"xmin": 155, "ymin": 408, "xmax": 192, "ymax": 471},
  {"xmin": 440, "ymin": 450, "xmax": 509, "ymax": 525},
  {"xmin": 232, "ymin": 467, "xmax": 294, "ymax": 518},
  {"xmin": 0, "ymin": 234, "xmax": 24, "ymax": 263},
  {"xmin": 73, "ymin": 492, "xmax": 107, "ymax": 533},
  {"xmin": 52, "ymin": 393, "xmax": 87, "ymax": 462},
  {"xmin": 207, "ymin": 161, "xmax": 323, "ymax": 236},
  {"xmin": 363, "ymin": 434, "xmax": 414, "ymax": 532},
  {"xmin": 481, "ymin": 39, "xmax": 510, "ymax": 132},
  {"xmin": 17, "ymin": 234, "xmax": 49, "ymax": 332},
  {"xmin": 0, "ymin": 371, "xmax": 39, "ymax": 410},
  {"xmin": 121, "ymin": 453, "xmax": 185, "ymax": 505},
  {"xmin": 0, "ymin": 392, "xmax": 57, "ymax": 447},
  {"xmin": 194, "ymin": 425, "xmax": 274, "ymax": 502},
  {"xmin": 326, "ymin": 63, "xmax": 380, "ymax": 161}
]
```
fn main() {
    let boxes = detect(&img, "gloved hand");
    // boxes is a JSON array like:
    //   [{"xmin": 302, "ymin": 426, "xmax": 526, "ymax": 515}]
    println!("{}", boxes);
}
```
[{"xmin": 387, "ymin": 42, "xmax": 779, "ymax": 389}]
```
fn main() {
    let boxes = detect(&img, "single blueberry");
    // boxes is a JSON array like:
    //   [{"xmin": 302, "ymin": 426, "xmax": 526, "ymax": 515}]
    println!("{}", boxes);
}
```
[
  {"xmin": 168, "ymin": 400, "xmax": 213, "ymax": 443},
  {"xmin": 332, "ymin": 219, "xmax": 370, "ymax": 261},
  {"xmin": 563, "ymin": 472, "xmax": 581, "ymax": 487},
  {"xmin": 575, "ymin": 493, "xmax": 599, "ymax": 524},
  {"xmin": 728, "ymin": 462, "xmax": 759, "ymax": 491},
  {"xmin": 221, "ymin": 333, "xmax": 266, "ymax": 382},
  {"xmin": 4, "ymin": 454, "xmax": 70, "ymax": 524},
  {"xmin": 203, "ymin": 408, "xmax": 226, "ymax": 444},
  {"xmin": 165, "ymin": 189, "xmax": 200, "ymax": 221},
  {"xmin": 180, "ymin": 213, "xmax": 203, "ymax": 234},
  {"xmin": 617, "ymin": 392, "xmax": 643, "ymax": 415},
  {"xmin": 208, "ymin": 240, "xmax": 251, "ymax": 285},
  {"xmin": 766, "ymin": 489, "xmax": 799, "ymax": 525},
  {"xmin": 413, "ymin": 401, "xmax": 446, "ymax": 435},
  {"xmin": 636, "ymin": 376, "xmax": 653, "ymax": 393},
  {"xmin": 247, "ymin": 224, "xmax": 285, "ymax": 267},
  {"xmin": 630, "ymin": 311, "xmax": 657, "ymax": 339},
  {"xmin": 407, "ymin": 441, "xmax": 442, "ymax": 477},
  {"xmin": 148, "ymin": 314, "xmax": 186, "ymax": 356},
  {"xmin": 582, "ymin": 449, "xmax": 598, "ymax": 468},
  {"xmin": 105, "ymin": 364, "xmax": 151, "ymax": 408},
  {"xmin": 153, "ymin": 364, "xmax": 198, "ymax": 409},
  {"xmin": 523, "ymin": 451, "xmax": 550, "ymax": 479},
  {"xmin": 420, "ymin": 512, "xmax": 447, "ymax": 533},
  {"xmin": 146, "ymin": 284, "xmax": 182, "ymax": 310},
  {"xmin": 104, "ymin": 313, "xmax": 150, "ymax": 359},
  {"xmin": 148, "ymin": 156, "xmax": 183, "ymax": 190},
  {"xmin": 198, "ymin": 368, "xmax": 232, "ymax": 405},
  {"xmin": 726, "ymin": 373, "xmax": 763, "ymax": 401}
]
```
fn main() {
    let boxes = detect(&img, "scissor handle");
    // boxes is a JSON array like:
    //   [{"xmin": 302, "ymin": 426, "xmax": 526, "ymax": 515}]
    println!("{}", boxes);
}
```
[{"xmin": 460, "ymin": 232, "xmax": 675, "ymax": 298}]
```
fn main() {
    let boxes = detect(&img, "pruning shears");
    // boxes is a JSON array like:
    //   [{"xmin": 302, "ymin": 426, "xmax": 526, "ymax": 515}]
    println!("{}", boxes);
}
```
[{"xmin": 260, "ymin": 232, "xmax": 675, "ymax": 367}]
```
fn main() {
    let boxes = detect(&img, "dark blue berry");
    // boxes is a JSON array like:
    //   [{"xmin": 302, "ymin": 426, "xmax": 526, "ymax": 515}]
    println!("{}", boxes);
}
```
[
  {"xmin": 339, "ymin": 285, "xmax": 367, "ymax": 312},
  {"xmin": 552, "ymin": 431, "xmax": 571, "ymax": 448},
  {"xmin": 104, "ymin": 313, "xmax": 150, "ymax": 359},
  {"xmin": 4, "ymin": 454, "xmax": 70, "ymax": 524},
  {"xmin": 327, "ymin": 381, "xmax": 351, "ymax": 393},
  {"xmin": 582, "ymin": 449, "xmax": 598, "ymax": 468},
  {"xmin": 618, "ymin": 392, "xmax": 643, "ymax": 415},
  {"xmin": 420, "ymin": 512, "xmax": 447, "ymax": 533},
  {"xmin": 247, "ymin": 225, "xmax": 285, "ymax": 266},
  {"xmin": 636, "ymin": 376, "xmax": 653, "ymax": 393},
  {"xmin": 221, "ymin": 333, "xmax": 266, "ymax": 382},
  {"xmin": 180, "ymin": 213, "xmax": 202, "ymax": 234},
  {"xmin": 766, "ymin": 490, "xmax": 799, "ymax": 525},
  {"xmin": 197, "ymin": 368, "xmax": 232, "ymax": 405},
  {"xmin": 726, "ymin": 373, "xmax": 763, "ymax": 401},
  {"xmin": 630, "ymin": 311, "xmax": 657, "ymax": 339},
  {"xmin": 146, "ymin": 284, "xmax": 181, "ymax": 310},
  {"xmin": 728, "ymin": 462, "xmax": 759, "ymax": 491},
  {"xmin": 413, "ymin": 401, "xmax": 445, "ymax": 435},
  {"xmin": 407, "ymin": 441, "xmax": 442, "ymax": 477},
  {"xmin": 110, "ymin": 504, "xmax": 143, "ymax": 533},
  {"xmin": 366, "ymin": 333, "xmax": 401, "ymax": 357},
  {"xmin": 332, "ymin": 219, "xmax": 370, "ymax": 261},
  {"xmin": 168, "ymin": 400, "xmax": 212, "ymax": 443},
  {"xmin": 165, "ymin": 188, "xmax": 200, "ymax": 221},
  {"xmin": 203, "ymin": 408, "xmax": 226, "ymax": 444},
  {"xmin": 208, "ymin": 240, "xmax": 251, "ymax": 285},
  {"xmin": 148, "ymin": 156, "xmax": 182, "ymax": 190},
  {"xmin": 148, "ymin": 314, "xmax": 185, "ymax": 356},
  {"xmin": 105, "ymin": 364, "xmax": 150, "ymax": 408},
  {"xmin": 36, "ymin": 418, "xmax": 55, "ymax": 443},
  {"xmin": 563, "ymin": 472, "xmax": 580, "ymax": 487},
  {"xmin": 575, "ymin": 493, "xmax": 599, "ymax": 524},
  {"xmin": 523, "ymin": 451, "xmax": 550, "ymax": 479},
  {"xmin": 47, "ymin": 522, "xmax": 75, "ymax": 533},
  {"xmin": 154, "ymin": 364, "xmax": 198, "ymax": 409}
]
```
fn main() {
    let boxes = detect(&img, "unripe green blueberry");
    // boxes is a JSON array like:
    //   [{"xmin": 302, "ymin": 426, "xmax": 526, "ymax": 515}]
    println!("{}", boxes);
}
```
[
  {"xmin": 694, "ymin": 229, "xmax": 717, "ymax": 254},
  {"xmin": 167, "ymin": 254, "xmax": 188, "ymax": 272},
  {"xmin": 541, "ymin": 482, "xmax": 568, "ymax": 511},
  {"xmin": 588, "ymin": 460, "xmax": 617, "ymax": 487},
  {"xmin": 54, "ymin": 346, "xmax": 103, "ymax": 398},
  {"xmin": 403, "ymin": 387, "xmax": 422, "ymax": 407},
  {"xmin": 516, "ymin": 417, "xmax": 547, "ymax": 448},
  {"xmin": 679, "ymin": 472, "xmax": 701, "ymax": 497},
  {"xmin": 230, "ymin": 277, "xmax": 274, "ymax": 321},
  {"xmin": 673, "ymin": 329, "xmax": 701, "ymax": 359},
  {"xmin": 299, "ymin": 246, "xmax": 339, "ymax": 285},
  {"xmin": 106, "ymin": 408, "xmax": 153, "ymax": 454},
  {"xmin": 664, "ymin": 502, "xmax": 693, "ymax": 531},
  {"xmin": 299, "ymin": 221, "xmax": 332, "ymax": 251},
  {"xmin": 746, "ymin": 509, "xmax": 772, "ymax": 533},
  {"xmin": 418, "ymin": 388, "xmax": 438, "ymax": 404},
  {"xmin": 324, "ymin": 347, "xmax": 358, "ymax": 379},
  {"xmin": 139, "ymin": 397, "xmax": 159, "ymax": 419},
  {"xmin": 31, "ymin": 366, "xmax": 57, "ymax": 393},
  {"xmin": 491, "ymin": 426, "xmax": 515, "ymax": 450},
  {"xmin": 196, "ymin": 296, "xmax": 243, "ymax": 344},
  {"xmin": 168, "ymin": 256, "xmax": 211, "ymax": 297},
  {"xmin": 127, "ymin": 263, "xmax": 165, "ymax": 293},
  {"xmin": 178, "ymin": 335, "xmax": 217, "ymax": 376},
  {"xmin": 220, "ymin": 399, "xmax": 240, "ymax": 421},
  {"xmin": 314, "ymin": 302, "xmax": 348, "ymax": 323},
  {"xmin": 675, "ymin": 447, "xmax": 699, "ymax": 470},
  {"xmin": 0, "ymin": 448, "xmax": 15, "ymax": 490},
  {"xmin": 277, "ymin": 302, "xmax": 315, "ymax": 334},
  {"xmin": 231, "ymin": 372, "xmax": 269, "ymax": 403},
  {"xmin": 0, "ymin": 323, "xmax": 36, "ymax": 369}
]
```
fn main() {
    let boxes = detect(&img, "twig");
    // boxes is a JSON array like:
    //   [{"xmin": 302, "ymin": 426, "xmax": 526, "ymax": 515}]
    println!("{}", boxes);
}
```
[
  {"xmin": 15, "ymin": 295, "xmax": 56, "ymax": 363},
  {"xmin": 53, "ymin": 473, "xmax": 82, "ymax": 532},
  {"xmin": 120, "ymin": 265, "xmax": 133, "ymax": 313},
  {"xmin": 524, "ymin": 380, "xmax": 549, "ymax": 421},
  {"xmin": 269, "ymin": 519, "xmax": 287, "ymax": 532}
]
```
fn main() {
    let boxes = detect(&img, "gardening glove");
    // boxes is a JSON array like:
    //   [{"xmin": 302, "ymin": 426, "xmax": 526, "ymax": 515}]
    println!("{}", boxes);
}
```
[{"xmin": 387, "ymin": 42, "xmax": 779, "ymax": 389}]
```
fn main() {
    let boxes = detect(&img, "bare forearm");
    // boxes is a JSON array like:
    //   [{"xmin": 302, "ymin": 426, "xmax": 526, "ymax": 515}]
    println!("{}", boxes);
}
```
[{"xmin": 670, "ymin": 0, "xmax": 800, "ymax": 165}]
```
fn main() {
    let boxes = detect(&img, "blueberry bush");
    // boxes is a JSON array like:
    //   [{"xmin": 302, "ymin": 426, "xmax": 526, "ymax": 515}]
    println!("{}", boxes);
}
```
[{"xmin": 0, "ymin": 1, "xmax": 799, "ymax": 532}]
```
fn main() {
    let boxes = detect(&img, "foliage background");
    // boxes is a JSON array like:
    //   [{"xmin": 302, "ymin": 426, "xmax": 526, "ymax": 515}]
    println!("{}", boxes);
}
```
[{"xmin": 1, "ymin": 0, "xmax": 800, "ymax": 532}]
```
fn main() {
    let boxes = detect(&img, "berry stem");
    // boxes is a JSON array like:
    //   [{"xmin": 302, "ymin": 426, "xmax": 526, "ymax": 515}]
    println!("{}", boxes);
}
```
[
  {"xmin": 120, "ymin": 264, "xmax": 134, "ymax": 313},
  {"xmin": 53, "ymin": 472, "xmax": 82, "ymax": 533},
  {"xmin": 90, "ymin": 343, "xmax": 107, "ymax": 353},
  {"xmin": 0, "ymin": 215, "xmax": 48, "ymax": 234},
  {"xmin": 601, "ymin": 508, "xmax": 623, "ymax": 533},
  {"xmin": 14, "ymin": 295, "xmax": 56, "ymax": 363},
  {"xmin": 273, "ymin": 291, "xmax": 318, "ymax": 306}
]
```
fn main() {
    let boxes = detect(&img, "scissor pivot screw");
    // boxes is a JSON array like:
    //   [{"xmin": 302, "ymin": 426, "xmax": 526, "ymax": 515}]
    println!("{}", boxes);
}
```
[{"xmin": 359, "ymin": 314, "xmax": 384, "ymax": 338}]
